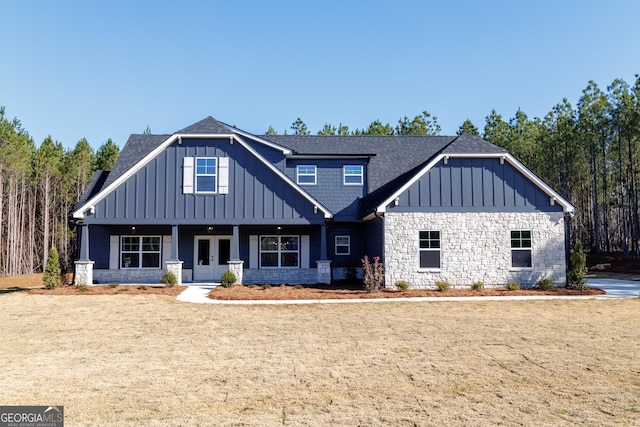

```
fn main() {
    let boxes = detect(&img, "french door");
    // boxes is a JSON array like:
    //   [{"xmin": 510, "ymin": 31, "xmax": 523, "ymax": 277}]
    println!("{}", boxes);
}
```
[{"xmin": 193, "ymin": 236, "xmax": 231, "ymax": 282}]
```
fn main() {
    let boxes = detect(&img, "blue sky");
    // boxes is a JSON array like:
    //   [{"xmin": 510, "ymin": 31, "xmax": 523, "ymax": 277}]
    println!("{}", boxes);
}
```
[{"xmin": 2, "ymin": 0, "xmax": 640, "ymax": 149}]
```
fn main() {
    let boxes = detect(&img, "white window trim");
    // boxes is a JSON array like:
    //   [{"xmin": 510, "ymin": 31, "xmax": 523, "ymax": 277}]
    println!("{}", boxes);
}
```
[
  {"xmin": 195, "ymin": 157, "xmax": 218, "ymax": 193},
  {"xmin": 510, "ymin": 230, "xmax": 533, "ymax": 270},
  {"xmin": 297, "ymin": 165, "xmax": 317, "ymax": 185},
  {"xmin": 335, "ymin": 236, "xmax": 351, "ymax": 255},
  {"xmin": 120, "ymin": 235, "xmax": 162, "ymax": 269},
  {"xmin": 343, "ymin": 165, "xmax": 363, "ymax": 185},
  {"xmin": 259, "ymin": 235, "xmax": 300, "ymax": 268},
  {"xmin": 417, "ymin": 230, "xmax": 441, "ymax": 271}
]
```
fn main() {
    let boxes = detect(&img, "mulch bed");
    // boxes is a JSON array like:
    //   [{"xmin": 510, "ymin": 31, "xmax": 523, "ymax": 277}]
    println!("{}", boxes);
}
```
[
  {"xmin": 28, "ymin": 285, "xmax": 187, "ymax": 296},
  {"xmin": 208, "ymin": 283, "xmax": 605, "ymax": 300}
]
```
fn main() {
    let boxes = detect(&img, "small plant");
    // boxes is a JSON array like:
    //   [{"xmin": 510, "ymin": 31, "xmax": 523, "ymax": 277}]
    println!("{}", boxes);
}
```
[
  {"xmin": 395, "ymin": 280, "xmax": 410, "ymax": 292},
  {"xmin": 435, "ymin": 280, "xmax": 450, "ymax": 291},
  {"xmin": 75, "ymin": 283, "xmax": 89, "ymax": 292},
  {"xmin": 506, "ymin": 282, "xmax": 521, "ymax": 291},
  {"xmin": 138, "ymin": 285, "xmax": 148, "ymax": 290},
  {"xmin": 43, "ymin": 247, "xmax": 62, "ymax": 289},
  {"xmin": 362, "ymin": 255, "xmax": 384, "ymax": 293},
  {"xmin": 294, "ymin": 285, "xmax": 304, "ymax": 290},
  {"xmin": 160, "ymin": 270, "xmax": 177, "ymax": 287},
  {"xmin": 220, "ymin": 270, "xmax": 237, "ymax": 288},
  {"xmin": 471, "ymin": 281, "xmax": 484, "ymax": 291},
  {"xmin": 535, "ymin": 278, "xmax": 554, "ymax": 290},
  {"xmin": 119, "ymin": 287, "xmax": 130, "ymax": 292},
  {"xmin": 568, "ymin": 241, "xmax": 588, "ymax": 290},
  {"xmin": 262, "ymin": 284, "xmax": 272, "ymax": 290},
  {"xmin": 108, "ymin": 282, "xmax": 119, "ymax": 288}
]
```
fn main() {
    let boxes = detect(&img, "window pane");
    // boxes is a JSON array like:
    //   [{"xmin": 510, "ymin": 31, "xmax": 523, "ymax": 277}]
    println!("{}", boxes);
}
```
[
  {"xmin": 142, "ymin": 253, "xmax": 160, "ymax": 268},
  {"xmin": 122, "ymin": 236, "xmax": 139, "ymax": 251},
  {"xmin": 336, "ymin": 245, "xmax": 349, "ymax": 254},
  {"xmin": 196, "ymin": 176, "xmax": 216, "ymax": 192},
  {"xmin": 196, "ymin": 158, "xmax": 216, "ymax": 174},
  {"xmin": 280, "ymin": 236, "xmax": 299, "ymax": 251},
  {"xmin": 142, "ymin": 237, "xmax": 160, "ymax": 251},
  {"xmin": 198, "ymin": 239, "xmax": 210, "ymax": 265},
  {"xmin": 420, "ymin": 251, "xmax": 440, "ymax": 269},
  {"xmin": 261, "ymin": 236, "xmax": 278, "ymax": 251},
  {"xmin": 298, "ymin": 175, "xmax": 316, "ymax": 184},
  {"xmin": 218, "ymin": 239, "xmax": 230, "ymax": 265},
  {"xmin": 344, "ymin": 175, "xmax": 362, "ymax": 184},
  {"xmin": 122, "ymin": 253, "xmax": 139, "ymax": 268},
  {"xmin": 336, "ymin": 236, "xmax": 349, "ymax": 245},
  {"xmin": 261, "ymin": 252, "xmax": 278, "ymax": 267},
  {"xmin": 512, "ymin": 250, "xmax": 532, "ymax": 268},
  {"xmin": 281, "ymin": 252, "xmax": 299, "ymax": 267}
]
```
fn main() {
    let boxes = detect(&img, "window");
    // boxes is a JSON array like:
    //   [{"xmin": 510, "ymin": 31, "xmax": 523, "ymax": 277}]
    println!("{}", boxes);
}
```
[
  {"xmin": 260, "ymin": 235, "xmax": 299, "ymax": 268},
  {"xmin": 121, "ymin": 236, "xmax": 161, "ymax": 269},
  {"xmin": 297, "ymin": 165, "xmax": 316, "ymax": 185},
  {"xmin": 419, "ymin": 231, "xmax": 440, "ymax": 269},
  {"xmin": 335, "ymin": 236, "xmax": 350, "ymax": 255},
  {"xmin": 511, "ymin": 230, "xmax": 532, "ymax": 268},
  {"xmin": 344, "ymin": 165, "xmax": 363, "ymax": 185},
  {"xmin": 195, "ymin": 157, "xmax": 217, "ymax": 192}
]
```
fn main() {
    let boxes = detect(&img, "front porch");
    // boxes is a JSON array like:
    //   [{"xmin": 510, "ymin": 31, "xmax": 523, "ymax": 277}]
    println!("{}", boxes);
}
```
[{"xmin": 74, "ymin": 223, "xmax": 333, "ymax": 286}]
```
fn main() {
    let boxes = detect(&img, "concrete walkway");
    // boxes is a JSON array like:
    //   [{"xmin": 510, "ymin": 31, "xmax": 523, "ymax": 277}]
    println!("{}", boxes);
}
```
[{"xmin": 176, "ymin": 278, "xmax": 640, "ymax": 305}]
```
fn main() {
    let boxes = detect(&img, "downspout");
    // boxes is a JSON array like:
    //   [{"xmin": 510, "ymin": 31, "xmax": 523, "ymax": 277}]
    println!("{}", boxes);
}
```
[{"xmin": 374, "ymin": 210, "xmax": 385, "ymax": 287}]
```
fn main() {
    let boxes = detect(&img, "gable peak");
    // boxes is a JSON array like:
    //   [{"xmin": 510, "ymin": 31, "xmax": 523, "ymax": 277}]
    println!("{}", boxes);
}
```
[{"xmin": 176, "ymin": 116, "xmax": 233, "ymax": 135}]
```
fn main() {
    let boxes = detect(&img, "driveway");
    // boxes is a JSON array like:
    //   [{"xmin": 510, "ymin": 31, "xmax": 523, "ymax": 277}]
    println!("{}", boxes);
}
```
[{"xmin": 586, "ymin": 278, "xmax": 640, "ymax": 299}]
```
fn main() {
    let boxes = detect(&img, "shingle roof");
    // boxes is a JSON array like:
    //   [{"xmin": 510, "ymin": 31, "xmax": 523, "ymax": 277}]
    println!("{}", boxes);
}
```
[{"xmin": 75, "ymin": 116, "xmax": 509, "ymax": 217}]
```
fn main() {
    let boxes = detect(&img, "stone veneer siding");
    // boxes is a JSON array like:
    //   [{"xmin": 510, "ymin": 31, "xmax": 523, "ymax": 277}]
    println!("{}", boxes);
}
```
[
  {"xmin": 242, "ymin": 268, "xmax": 318, "ymax": 285},
  {"xmin": 384, "ymin": 211, "xmax": 567, "ymax": 289}
]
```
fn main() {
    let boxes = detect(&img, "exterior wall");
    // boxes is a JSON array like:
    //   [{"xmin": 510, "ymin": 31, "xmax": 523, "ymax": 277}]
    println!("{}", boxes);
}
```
[
  {"xmin": 94, "ymin": 268, "xmax": 166, "ymax": 284},
  {"xmin": 85, "ymin": 137, "xmax": 325, "ymax": 225},
  {"xmin": 384, "ymin": 211, "xmax": 567, "ymax": 288},
  {"xmin": 392, "ymin": 158, "xmax": 563, "ymax": 213},
  {"xmin": 242, "ymin": 268, "xmax": 318, "ymax": 285},
  {"xmin": 285, "ymin": 158, "xmax": 367, "ymax": 219}
]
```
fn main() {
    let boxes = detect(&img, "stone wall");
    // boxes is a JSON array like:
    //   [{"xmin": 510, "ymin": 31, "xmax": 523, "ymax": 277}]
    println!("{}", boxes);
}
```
[
  {"xmin": 242, "ymin": 268, "xmax": 318, "ymax": 285},
  {"xmin": 384, "ymin": 211, "xmax": 567, "ymax": 288}
]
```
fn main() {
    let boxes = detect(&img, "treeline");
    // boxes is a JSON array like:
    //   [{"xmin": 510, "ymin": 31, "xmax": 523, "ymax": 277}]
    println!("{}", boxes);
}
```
[
  {"xmin": 0, "ymin": 107, "xmax": 120, "ymax": 276},
  {"xmin": 274, "ymin": 76, "xmax": 640, "ymax": 255},
  {"xmin": 1, "ymin": 75, "xmax": 638, "ymax": 275}
]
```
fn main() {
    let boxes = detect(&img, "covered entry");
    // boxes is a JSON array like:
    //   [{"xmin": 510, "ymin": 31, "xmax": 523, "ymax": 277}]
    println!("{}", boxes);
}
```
[{"xmin": 193, "ymin": 235, "xmax": 231, "ymax": 281}]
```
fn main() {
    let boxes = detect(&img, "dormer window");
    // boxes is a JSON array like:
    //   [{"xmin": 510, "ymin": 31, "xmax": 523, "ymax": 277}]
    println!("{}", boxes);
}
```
[
  {"xmin": 297, "ymin": 165, "xmax": 317, "ymax": 185},
  {"xmin": 343, "ymin": 165, "xmax": 363, "ymax": 185}
]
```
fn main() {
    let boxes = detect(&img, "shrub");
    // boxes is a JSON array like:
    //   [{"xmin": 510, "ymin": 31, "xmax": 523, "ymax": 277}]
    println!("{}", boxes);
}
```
[
  {"xmin": 568, "ymin": 241, "xmax": 588, "ymax": 290},
  {"xmin": 138, "ymin": 285, "xmax": 148, "ymax": 290},
  {"xmin": 262, "ymin": 284, "xmax": 272, "ymax": 290},
  {"xmin": 535, "ymin": 278, "xmax": 554, "ymax": 290},
  {"xmin": 75, "ymin": 284, "xmax": 89, "ymax": 292},
  {"xmin": 108, "ymin": 282, "xmax": 119, "ymax": 288},
  {"xmin": 43, "ymin": 247, "xmax": 62, "ymax": 289},
  {"xmin": 395, "ymin": 280, "xmax": 410, "ymax": 292},
  {"xmin": 220, "ymin": 270, "xmax": 237, "ymax": 288},
  {"xmin": 362, "ymin": 255, "xmax": 384, "ymax": 293},
  {"xmin": 435, "ymin": 280, "xmax": 450, "ymax": 291},
  {"xmin": 160, "ymin": 270, "xmax": 177, "ymax": 287},
  {"xmin": 471, "ymin": 281, "xmax": 484, "ymax": 291},
  {"xmin": 506, "ymin": 282, "xmax": 521, "ymax": 291}
]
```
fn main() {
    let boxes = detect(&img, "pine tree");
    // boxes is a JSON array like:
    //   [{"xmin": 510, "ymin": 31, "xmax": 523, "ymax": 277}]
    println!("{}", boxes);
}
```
[{"xmin": 43, "ymin": 246, "xmax": 61, "ymax": 289}]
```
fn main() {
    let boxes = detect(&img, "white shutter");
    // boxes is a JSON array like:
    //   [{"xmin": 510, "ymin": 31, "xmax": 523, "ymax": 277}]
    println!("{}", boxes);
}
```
[
  {"xmin": 249, "ymin": 235, "xmax": 258, "ymax": 268},
  {"xmin": 183, "ymin": 157, "xmax": 194, "ymax": 194},
  {"xmin": 162, "ymin": 235, "xmax": 172, "ymax": 266},
  {"xmin": 218, "ymin": 157, "xmax": 229, "ymax": 194},
  {"xmin": 301, "ymin": 235, "xmax": 309, "ymax": 268},
  {"xmin": 109, "ymin": 235, "xmax": 119, "ymax": 269}
]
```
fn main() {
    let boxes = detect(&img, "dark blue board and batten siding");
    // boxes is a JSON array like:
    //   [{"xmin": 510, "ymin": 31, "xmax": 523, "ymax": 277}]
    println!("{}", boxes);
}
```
[
  {"xmin": 389, "ymin": 158, "xmax": 563, "ymax": 212},
  {"xmin": 86, "ymin": 138, "xmax": 326, "ymax": 225}
]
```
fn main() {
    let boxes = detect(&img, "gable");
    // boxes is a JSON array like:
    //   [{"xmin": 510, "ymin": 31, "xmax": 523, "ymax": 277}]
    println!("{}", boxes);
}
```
[
  {"xmin": 388, "ymin": 157, "xmax": 563, "ymax": 212},
  {"xmin": 74, "ymin": 135, "xmax": 331, "ymax": 224}
]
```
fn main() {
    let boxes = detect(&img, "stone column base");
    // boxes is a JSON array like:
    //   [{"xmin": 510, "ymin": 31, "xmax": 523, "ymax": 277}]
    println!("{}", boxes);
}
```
[
  {"xmin": 316, "ymin": 260, "xmax": 332, "ymax": 284},
  {"xmin": 228, "ymin": 260, "xmax": 244, "ymax": 284},
  {"xmin": 74, "ymin": 260, "xmax": 95, "ymax": 286},
  {"xmin": 165, "ymin": 260, "xmax": 183, "ymax": 286}
]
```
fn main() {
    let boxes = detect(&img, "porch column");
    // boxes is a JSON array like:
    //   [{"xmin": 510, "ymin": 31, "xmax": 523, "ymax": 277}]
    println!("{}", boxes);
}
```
[
  {"xmin": 165, "ymin": 224, "xmax": 183, "ymax": 285},
  {"xmin": 316, "ymin": 224, "xmax": 331, "ymax": 284},
  {"xmin": 74, "ymin": 224, "xmax": 94, "ymax": 286},
  {"xmin": 228, "ymin": 224, "xmax": 244, "ymax": 284}
]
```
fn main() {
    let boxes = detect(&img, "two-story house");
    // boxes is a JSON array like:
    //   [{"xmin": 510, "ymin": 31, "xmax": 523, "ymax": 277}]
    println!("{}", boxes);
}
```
[{"xmin": 71, "ymin": 117, "xmax": 575, "ymax": 288}]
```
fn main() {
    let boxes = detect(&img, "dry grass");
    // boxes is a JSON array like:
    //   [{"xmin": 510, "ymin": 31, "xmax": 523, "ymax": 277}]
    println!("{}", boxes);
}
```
[{"xmin": 1, "ymin": 292, "xmax": 639, "ymax": 426}]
